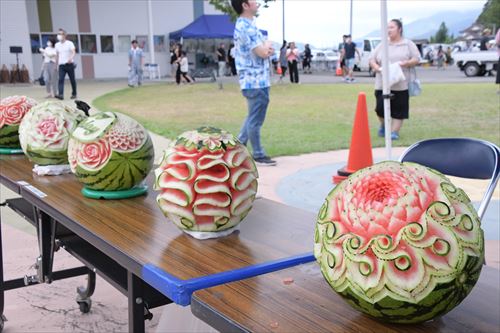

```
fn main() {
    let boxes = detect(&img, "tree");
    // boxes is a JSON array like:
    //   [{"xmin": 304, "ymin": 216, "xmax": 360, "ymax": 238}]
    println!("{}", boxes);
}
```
[
  {"xmin": 209, "ymin": 0, "xmax": 237, "ymax": 21},
  {"xmin": 209, "ymin": 0, "xmax": 275, "ymax": 21},
  {"xmin": 433, "ymin": 22, "xmax": 449, "ymax": 43},
  {"xmin": 476, "ymin": 0, "xmax": 500, "ymax": 30}
]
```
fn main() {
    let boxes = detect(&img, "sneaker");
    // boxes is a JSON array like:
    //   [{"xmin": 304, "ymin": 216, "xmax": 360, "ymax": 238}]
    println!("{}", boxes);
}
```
[
  {"xmin": 70, "ymin": 95, "xmax": 77, "ymax": 99},
  {"xmin": 391, "ymin": 131, "xmax": 400, "ymax": 140},
  {"xmin": 350, "ymin": 78, "xmax": 356, "ymax": 83},
  {"xmin": 55, "ymin": 95, "xmax": 63, "ymax": 100},
  {"xmin": 254, "ymin": 156, "xmax": 277, "ymax": 166},
  {"xmin": 378, "ymin": 126, "xmax": 385, "ymax": 137}
]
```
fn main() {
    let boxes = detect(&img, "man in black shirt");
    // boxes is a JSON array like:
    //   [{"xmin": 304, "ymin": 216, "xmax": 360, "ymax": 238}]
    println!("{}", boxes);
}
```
[
  {"xmin": 341, "ymin": 35, "xmax": 360, "ymax": 82},
  {"xmin": 216, "ymin": 43, "xmax": 227, "ymax": 77},
  {"xmin": 480, "ymin": 29, "xmax": 491, "ymax": 51}
]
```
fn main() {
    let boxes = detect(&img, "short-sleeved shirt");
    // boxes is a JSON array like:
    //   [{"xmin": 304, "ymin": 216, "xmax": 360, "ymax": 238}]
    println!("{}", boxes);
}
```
[
  {"xmin": 369, "ymin": 38, "xmax": 420, "ymax": 91},
  {"xmin": 344, "ymin": 42, "xmax": 356, "ymax": 59},
  {"xmin": 55, "ymin": 40, "xmax": 75, "ymax": 65},
  {"xmin": 217, "ymin": 48, "xmax": 226, "ymax": 61},
  {"xmin": 234, "ymin": 17, "xmax": 270, "ymax": 90},
  {"xmin": 129, "ymin": 47, "xmax": 144, "ymax": 66}
]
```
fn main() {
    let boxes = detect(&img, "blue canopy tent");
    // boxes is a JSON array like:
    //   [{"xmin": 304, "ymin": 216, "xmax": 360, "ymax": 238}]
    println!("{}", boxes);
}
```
[{"xmin": 169, "ymin": 14, "xmax": 267, "ymax": 40}]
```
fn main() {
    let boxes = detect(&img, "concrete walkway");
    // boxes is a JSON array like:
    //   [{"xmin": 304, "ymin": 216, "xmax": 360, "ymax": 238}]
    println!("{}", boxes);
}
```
[{"xmin": 0, "ymin": 79, "xmax": 498, "ymax": 332}]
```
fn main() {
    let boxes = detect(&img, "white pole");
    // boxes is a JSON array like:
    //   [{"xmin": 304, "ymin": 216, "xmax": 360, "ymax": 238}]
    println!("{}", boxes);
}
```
[
  {"xmin": 380, "ymin": 0, "xmax": 392, "ymax": 160},
  {"xmin": 349, "ymin": 0, "xmax": 353, "ymax": 36},
  {"xmin": 147, "ymin": 0, "xmax": 155, "ymax": 65}
]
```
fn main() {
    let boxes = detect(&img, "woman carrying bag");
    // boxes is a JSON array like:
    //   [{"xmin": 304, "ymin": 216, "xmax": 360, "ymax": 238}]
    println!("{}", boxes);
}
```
[{"xmin": 369, "ymin": 19, "xmax": 420, "ymax": 140}]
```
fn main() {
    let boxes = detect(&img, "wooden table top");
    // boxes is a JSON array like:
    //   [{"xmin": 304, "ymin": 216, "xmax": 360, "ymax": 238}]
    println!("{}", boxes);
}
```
[
  {"xmin": 0, "ymin": 155, "xmax": 316, "ymax": 282},
  {"xmin": 191, "ymin": 262, "xmax": 500, "ymax": 333}
]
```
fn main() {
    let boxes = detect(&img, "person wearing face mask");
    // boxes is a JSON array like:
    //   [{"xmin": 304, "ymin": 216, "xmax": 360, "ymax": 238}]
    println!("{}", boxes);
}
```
[
  {"xmin": 55, "ymin": 29, "xmax": 77, "ymax": 100},
  {"xmin": 39, "ymin": 38, "xmax": 57, "ymax": 98}
]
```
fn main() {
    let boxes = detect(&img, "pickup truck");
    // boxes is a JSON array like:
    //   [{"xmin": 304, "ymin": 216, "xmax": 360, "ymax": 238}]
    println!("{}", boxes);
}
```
[{"xmin": 453, "ymin": 50, "xmax": 498, "ymax": 77}]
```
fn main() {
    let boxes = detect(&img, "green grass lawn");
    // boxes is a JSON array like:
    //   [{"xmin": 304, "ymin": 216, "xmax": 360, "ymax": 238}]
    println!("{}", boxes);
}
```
[{"xmin": 93, "ymin": 82, "xmax": 499, "ymax": 157}]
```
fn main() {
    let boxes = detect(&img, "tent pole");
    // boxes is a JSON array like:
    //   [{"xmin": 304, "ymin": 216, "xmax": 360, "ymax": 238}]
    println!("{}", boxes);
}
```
[
  {"xmin": 380, "ymin": 0, "xmax": 392, "ymax": 160},
  {"xmin": 147, "ymin": 0, "xmax": 155, "ymax": 66}
]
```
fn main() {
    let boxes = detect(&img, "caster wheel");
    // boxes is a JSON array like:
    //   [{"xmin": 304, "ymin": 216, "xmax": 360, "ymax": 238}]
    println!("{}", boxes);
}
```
[{"xmin": 77, "ymin": 298, "xmax": 92, "ymax": 313}]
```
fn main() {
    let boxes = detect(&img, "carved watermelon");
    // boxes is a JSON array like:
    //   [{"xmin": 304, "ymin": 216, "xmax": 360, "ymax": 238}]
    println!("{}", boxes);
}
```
[
  {"xmin": 155, "ymin": 127, "xmax": 258, "ymax": 232},
  {"xmin": 19, "ymin": 101, "xmax": 85, "ymax": 165},
  {"xmin": 0, "ymin": 95, "xmax": 37, "ymax": 148},
  {"xmin": 314, "ymin": 161, "xmax": 484, "ymax": 323},
  {"xmin": 68, "ymin": 111, "xmax": 154, "ymax": 191}
]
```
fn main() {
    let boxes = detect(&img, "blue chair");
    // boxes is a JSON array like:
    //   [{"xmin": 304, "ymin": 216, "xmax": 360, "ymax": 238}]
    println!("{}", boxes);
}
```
[{"xmin": 399, "ymin": 138, "xmax": 500, "ymax": 220}]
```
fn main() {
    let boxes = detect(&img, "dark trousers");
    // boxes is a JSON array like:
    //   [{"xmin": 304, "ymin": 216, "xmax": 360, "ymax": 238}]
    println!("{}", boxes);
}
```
[
  {"xmin": 288, "ymin": 60, "xmax": 299, "ymax": 83},
  {"xmin": 58, "ymin": 63, "xmax": 77, "ymax": 97},
  {"xmin": 175, "ymin": 66, "xmax": 181, "ymax": 84}
]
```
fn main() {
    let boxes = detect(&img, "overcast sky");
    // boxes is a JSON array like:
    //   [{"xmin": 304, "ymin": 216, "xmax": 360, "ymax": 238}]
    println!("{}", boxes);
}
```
[{"xmin": 255, "ymin": 0, "xmax": 486, "ymax": 47}]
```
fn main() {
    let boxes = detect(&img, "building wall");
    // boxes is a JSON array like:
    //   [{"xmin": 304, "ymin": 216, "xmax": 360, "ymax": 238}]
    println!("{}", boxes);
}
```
[
  {"xmin": 2, "ymin": 0, "xmax": 222, "ymax": 80},
  {"xmin": 0, "ymin": 0, "xmax": 34, "ymax": 80}
]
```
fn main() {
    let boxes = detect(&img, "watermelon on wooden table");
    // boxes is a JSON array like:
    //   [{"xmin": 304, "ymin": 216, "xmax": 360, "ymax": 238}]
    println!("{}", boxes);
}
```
[
  {"xmin": 19, "ymin": 101, "xmax": 85, "ymax": 165},
  {"xmin": 0, "ymin": 95, "xmax": 37, "ymax": 148},
  {"xmin": 68, "ymin": 111, "xmax": 154, "ymax": 191},
  {"xmin": 314, "ymin": 161, "xmax": 484, "ymax": 323},
  {"xmin": 155, "ymin": 127, "xmax": 258, "ymax": 233}
]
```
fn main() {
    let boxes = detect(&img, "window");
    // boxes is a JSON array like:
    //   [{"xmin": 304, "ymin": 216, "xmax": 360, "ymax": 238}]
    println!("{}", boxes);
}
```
[
  {"xmin": 66, "ymin": 34, "xmax": 80, "ymax": 53},
  {"xmin": 136, "ymin": 35, "xmax": 148, "ymax": 52},
  {"xmin": 30, "ymin": 34, "xmax": 41, "ymax": 53},
  {"xmin": 364, "ymin": 40, "xmax": 371, "ymax": 52},
  {"xmin": 154, "ymin": 35, "xmax": 165, "ymax": 52},
  {"xmin": 81, "ymin": 34, "xmax": 97, "ymax": 53},
  {"xmin": 100, "ymin": 35, "xmax": 114, "ymax": 53},
  {"xmin": 118, "ymin": 35, "xmax": 131, "ymax": 52}
]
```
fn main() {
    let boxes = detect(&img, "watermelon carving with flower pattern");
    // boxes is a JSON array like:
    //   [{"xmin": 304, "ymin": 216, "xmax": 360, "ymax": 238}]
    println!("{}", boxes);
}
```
[
  {"xmin": 19, "ymin": 101, "xmax": 84, "ymax": 165},
  {"xmin": 154, "ymin": 127, "xmax": 258, "ymax": 232},
  {"xmin": 314, "ymin": 161, "xmax": 484, "ymax": 323},
  {"xmin": 68, "ymin": 111, "xmax": 154, "ymax": 191},
  {"xmin": 0, "ymin": 95, "xmax": 37, "ymax": 148}
]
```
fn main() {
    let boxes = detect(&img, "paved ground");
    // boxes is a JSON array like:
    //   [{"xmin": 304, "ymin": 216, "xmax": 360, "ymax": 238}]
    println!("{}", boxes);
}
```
[{"xmin": 0, "ymin": 73, "xmax": 498, "ymax": 332}]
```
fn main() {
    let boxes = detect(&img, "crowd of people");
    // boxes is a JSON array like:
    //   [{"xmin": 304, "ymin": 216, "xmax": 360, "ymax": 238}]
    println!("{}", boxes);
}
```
[{"xmin": 36, "ymin": 2, "xmax": 499, "ymax": 165}]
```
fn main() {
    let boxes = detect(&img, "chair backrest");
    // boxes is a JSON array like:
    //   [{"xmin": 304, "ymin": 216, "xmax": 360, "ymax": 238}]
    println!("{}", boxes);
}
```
[{"xmin": 399, "ymin": 138, "xmax": 500, "ymax": 220}]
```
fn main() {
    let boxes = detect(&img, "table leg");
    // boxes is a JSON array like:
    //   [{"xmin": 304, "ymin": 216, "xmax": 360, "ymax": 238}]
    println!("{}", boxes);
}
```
[
  {"xmin": 36, "ymin": 209, "xmax": 56, "ymax": 283},
  {"xmin": 0, "ymin": 208, "xmax": 7, "ymax": 330},
  {"xmin": 128, "ymin": 271, "xmax": 145, "ymax": 333}
]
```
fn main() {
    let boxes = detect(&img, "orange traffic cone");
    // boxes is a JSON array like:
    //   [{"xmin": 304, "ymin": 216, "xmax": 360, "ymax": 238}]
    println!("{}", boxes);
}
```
[{"xmin": 333, "ymin": 92, "xmax": 373, "ymax": 184}]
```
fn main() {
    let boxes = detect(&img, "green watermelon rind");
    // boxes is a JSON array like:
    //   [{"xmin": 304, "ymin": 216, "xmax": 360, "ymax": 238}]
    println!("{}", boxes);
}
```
[
  {"xmin": 74, "ymin": 136, "xmax": 154, "ymax": 191},
  {"xmin": 25, "ymin": 145, "xmax": 69, "ymax": 165},
  {"xmin": 335, "ymin": 255, "xmax": 483, "ymax": 323},
  {"xmin": 0, "ymin": 124, "xmax": 21, "ymax": 148}
]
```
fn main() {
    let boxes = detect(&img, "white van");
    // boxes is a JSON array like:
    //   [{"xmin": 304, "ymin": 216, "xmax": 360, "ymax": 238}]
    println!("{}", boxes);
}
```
[{"xmin": 354, "ymin": 38, "xmax": 381, "ymax": 76}]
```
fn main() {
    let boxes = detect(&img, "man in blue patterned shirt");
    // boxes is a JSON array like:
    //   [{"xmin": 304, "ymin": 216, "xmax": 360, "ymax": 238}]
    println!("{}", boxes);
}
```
[{"xmin": 232, "ymin": 0, "xmax": 276, "ymax": 166}]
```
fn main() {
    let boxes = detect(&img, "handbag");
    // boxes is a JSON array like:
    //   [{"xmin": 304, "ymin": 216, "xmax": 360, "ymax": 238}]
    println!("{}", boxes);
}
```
[{"xmin": 408, "ymin": 67, "xmax": 421, "ymax": 97}]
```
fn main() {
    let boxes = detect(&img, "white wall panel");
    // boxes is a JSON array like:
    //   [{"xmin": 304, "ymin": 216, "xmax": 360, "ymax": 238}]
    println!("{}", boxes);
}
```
[
  {"xmin": 50, "ymin": 0, "xmax": 78, "ymax": 33},
  {"xmin": 0, "ymin": 0, "xmax": 34, "ymax": 80},
  {"xmin": 26, "ymin": 0, "xmax": 40, "ymax": 32}
]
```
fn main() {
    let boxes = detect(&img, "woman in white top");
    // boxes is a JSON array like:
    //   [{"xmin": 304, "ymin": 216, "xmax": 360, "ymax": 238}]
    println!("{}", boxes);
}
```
[
  {"xmin": 39, "ymin": 38, "xmax": 58, "ymax": 98},
  {"xmin": 179, "ymin": 51, "xmax": 194, "ymax": 84},
  {"xmin": 369, "ymin": 19, "xmax": 420, "ymax": 140}
]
